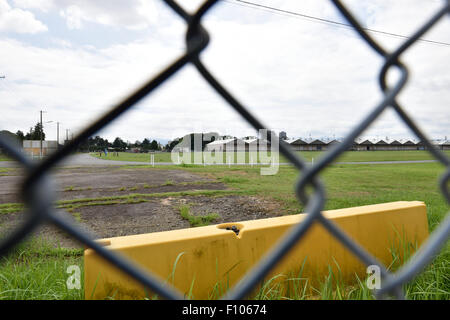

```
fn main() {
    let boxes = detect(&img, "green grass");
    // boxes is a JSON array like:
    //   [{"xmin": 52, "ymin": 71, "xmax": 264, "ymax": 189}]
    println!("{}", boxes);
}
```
[
  {"xmin": 169, "ymin": 162, "xmax": 449, "ymax": 219},
  {"xmin": 63, "ymin": 186, "xmax": 94, "ymax": 192},
  {"xmin": 91, "ymin": 152, "xmax": 169, "ymax": 162},
  {"xmin": 0, "ymin": 238, "xmax": 83, "ymax": 300},
  {"xmin": 0, "ymin": 167, "xmax": 15, "ymax": 176},
  {"xmin": 167, "ymin": 162, "xmax": 450, "ymax": 299},
  {"xmin": 179, "ymin": 205, "xmax": 220, "ymax": 227},
  {"xmin": 207, "ymin": 236, "xmax": 449, "ymax": 300},
  {"xmin": 251, "ymin": 238, "xmax": 450, "ymax": 300},
  {"xmin": 0, "ymin": 189, "xmax": 241, "ymax": 215},
  {"xmin": 1, "ymin": 157, "xmax": 449, "ymax": 299},
  {"xmin": 0, "ymin": 203, "xmax": 23, "ymax": 215},
  {"xmin": 162, "ymin": 179, "xmax": 175, "ymax": 186},
  {"xmin": 0, "ymin": 153, "xmax": 11, "ymax": 161},
  {"xmin": 89, "ymin": 150, "xmax": 450, "ymax": 164}
]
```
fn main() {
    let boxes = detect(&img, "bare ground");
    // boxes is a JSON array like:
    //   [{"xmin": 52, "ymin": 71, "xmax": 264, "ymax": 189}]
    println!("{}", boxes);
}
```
[{"xmin": 0, "ymin": 166, "xmax": 283, "ymax": 248}]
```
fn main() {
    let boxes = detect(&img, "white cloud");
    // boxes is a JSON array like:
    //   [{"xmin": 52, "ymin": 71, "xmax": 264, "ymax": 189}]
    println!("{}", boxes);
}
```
[
  {"xmin": 0, "ymin": 0, "xmax": 448, "ymax": 143},
  {"xmin": 13, "ymin": 0, "xmax": 163, "ymax": 30},
  {"xmin": 0, "ymin": 0, "xmax": 47, "ymax": 34},
  {"xmin": 56, "ymin": 0, "xmax": 160, "ymax": 30},
  {"xmin": 12, "ymin": 0, "xmax": 53, "ymax": 12},
  {"xmin": 59, "ymin": 5, "xmax": 83, "ymax": 30}
]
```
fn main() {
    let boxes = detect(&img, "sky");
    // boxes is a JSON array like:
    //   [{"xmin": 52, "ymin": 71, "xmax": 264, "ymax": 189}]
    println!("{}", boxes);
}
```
[{"xmin": 0, "ymin": 0, "xmax": 449, "ymax": 144}]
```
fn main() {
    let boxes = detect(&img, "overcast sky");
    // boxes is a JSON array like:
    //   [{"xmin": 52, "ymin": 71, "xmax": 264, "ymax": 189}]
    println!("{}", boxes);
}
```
[{"xmin": 0, "ymin": 0, "xmax": 449, "ymax": 144}]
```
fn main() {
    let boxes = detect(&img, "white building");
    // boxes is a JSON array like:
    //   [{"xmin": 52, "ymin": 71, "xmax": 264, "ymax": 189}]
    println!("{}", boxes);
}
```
[
  {"xmin": 23, "ymin": 140, "xmax": 58, "ymax": 157},
  {"xmin": 205, "ymin": 138, "xmax": 248, "ymax": 152}
]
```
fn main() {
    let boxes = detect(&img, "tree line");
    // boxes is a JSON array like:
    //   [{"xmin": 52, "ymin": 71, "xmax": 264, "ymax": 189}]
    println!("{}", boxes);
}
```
[
  {"xmin": 16, "ymin": 122, "xmax": 45, "ymax": 141},
  {"xmin": 2, "ymin": 122, "xmax": 183, "ymax": 153},
  {"xmin": 78, "ymin": 136, "xmax": 165, "ymax": 152}
]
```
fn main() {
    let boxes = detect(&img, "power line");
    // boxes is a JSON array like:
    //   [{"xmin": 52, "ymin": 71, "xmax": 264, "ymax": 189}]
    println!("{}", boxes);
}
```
[{"xmin": 224, "ymin": 0, "xmax": 450, "ymax": 47}]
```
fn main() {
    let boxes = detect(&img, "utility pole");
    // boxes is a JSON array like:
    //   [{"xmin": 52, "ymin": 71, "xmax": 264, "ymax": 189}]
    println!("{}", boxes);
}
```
[
  {"xmin": 40, "ymin": 110, "xmax": 44, "ymax": 158},
  {"xmin": 57, "ymin": 122, "xmax": 60, "ymax": 149},
  {"xmin": 66, "ymin": 129, "xmax": 69, "ymax": 143}
]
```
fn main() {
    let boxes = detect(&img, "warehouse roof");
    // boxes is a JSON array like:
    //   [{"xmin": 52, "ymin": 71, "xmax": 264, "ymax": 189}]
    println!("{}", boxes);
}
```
[
  {"xmin": 206, "ymin": 138, "xmax": 239, "ymax": 146},
  {"xmin": 309, "ymin": 139, "xmax": 326, "ymax": 145},
  {"xmin": 290, "ymin": 138, "xmax": 308, "ymax": 145}
]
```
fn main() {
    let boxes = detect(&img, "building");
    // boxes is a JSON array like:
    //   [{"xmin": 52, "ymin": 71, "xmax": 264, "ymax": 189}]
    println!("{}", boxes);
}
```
[
  {"xmin": 172, "ymin": 132, "xmax": 218, "ymax": 152},
  {"xmin": 289, "ymin": 138, "xmax": 309, "ymax": 151},
  {"xmin": 373, "ymin": 140, "xmax": 389, "ymax": 151},
  {"xmin": 356, "ymin": 140, "xmax": 373, "ymax": 151},
  {"xmin": 242, "ymin": 138, "xmax": 271, "ymax": 151},
  {"xmin": 402, "ymin": 140, "xmax": 417, "ymax": 150},
  {"xmin": 23, "ymin": 140, "xmax": 58, "ymax": 157},
  {"xmin": 0, "ymin": 130, "xmax": 21, "ymax": 155},
  {"xmin": 416, "ymin": 141, "xmax": 426, "ymax": 150},
  {"xmin": 175, "ymin": 133, "xmax": 449, "ymax": 153},
  {"xmin": 437, "ymin": 140, "xmax": 450, "ymax": 150},
  {"xmin": 308, "ymin": 139, "xmax": 326, "ymax": 151},
  {"xmin": 388, "ymin": 140, "xmax": 402, "ymax": 151},
  {"xmin": 285, "ymin": 138, "xmax": 449, "ymax": 151},
  {"xmin": 326, "ymin": 139, "xmax": 341, "ymax": 150},
  {"xmin": 205, "ymin": 138, "xmax": 248, "ymax": 152}
]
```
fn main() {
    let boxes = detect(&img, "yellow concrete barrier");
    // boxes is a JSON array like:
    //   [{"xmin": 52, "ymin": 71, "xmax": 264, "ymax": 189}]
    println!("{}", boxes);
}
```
[{"xmin": 84, "ymin": 201, "xmax": 428, "ymax": 299}]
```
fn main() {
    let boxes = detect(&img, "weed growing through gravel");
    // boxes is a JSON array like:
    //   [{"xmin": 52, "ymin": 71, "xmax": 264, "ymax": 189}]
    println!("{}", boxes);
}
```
[
  {"xmin": 179, "ymin": 205, "xmax": 220, "ymax": 227},
  {"xmin": 163, "ymin": 180, "xmax": 175, "ymax": 186}
]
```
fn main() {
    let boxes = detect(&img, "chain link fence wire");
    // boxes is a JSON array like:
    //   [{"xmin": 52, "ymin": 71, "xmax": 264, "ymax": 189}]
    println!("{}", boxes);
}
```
[{"xmin": 0, "ymin": 0, "xmax": 449, "ymax": 300}]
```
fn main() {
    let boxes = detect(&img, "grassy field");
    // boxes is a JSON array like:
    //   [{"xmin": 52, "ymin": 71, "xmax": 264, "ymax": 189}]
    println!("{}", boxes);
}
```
[
  {"xmin": 90, "ymin": 150, "xmax": 450, "ymax": 164},
  {"xmin": 173, "ymin": 161, "xmax": 450, "ymax": 299},
  {"xmin": 1, "ymin": 160, "xmax": 449, "ymax": 299}
]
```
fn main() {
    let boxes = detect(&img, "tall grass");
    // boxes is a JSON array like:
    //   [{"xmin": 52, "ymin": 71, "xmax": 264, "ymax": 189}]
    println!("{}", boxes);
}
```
[{"xmin": 0, "ymin": 238, "xmax": 83, "ymax": 300}]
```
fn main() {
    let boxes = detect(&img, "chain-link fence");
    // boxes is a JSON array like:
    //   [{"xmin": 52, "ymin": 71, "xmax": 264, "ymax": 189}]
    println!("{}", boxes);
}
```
[{"xmin": 0, "ymin": 0, "xmax": 449, "ymax": 300}]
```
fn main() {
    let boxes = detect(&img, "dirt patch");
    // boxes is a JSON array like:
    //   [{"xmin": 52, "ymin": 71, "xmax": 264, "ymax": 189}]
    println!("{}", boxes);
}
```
[
  {"xmin": 185, "ymin": 195, "xmax": 283, "ymax": 222},
  {"xmin": 0, "ymin": 166, "xmax": 283, "ymax": 248},
  {"xmin": 0, "ymin": 166, "xmax": 217, "ymax": 204},
  {"xmin": 0, "ymin": 195, "xmax": 283, "ymax": 248}
]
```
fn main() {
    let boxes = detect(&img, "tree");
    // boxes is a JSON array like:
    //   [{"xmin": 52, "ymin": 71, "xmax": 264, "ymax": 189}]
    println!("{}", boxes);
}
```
[
  {"xmin": 16, "ymin": 130, "xmax": 24, "ymax": 141},
  {"xmin": 141, "ymin": 138, "xmax": 151, "ymax": 152},
  {"xmin": 165, "ymin": 138, "xmax": 181, "ymax": 152},
  {"xmin": 112, "ymin": 137, "xmax": 127, "ymax": 151},
  {"xmin": 32, "ymin": 122, "xmax": 45, "ymax": 141},
  {"xmin": 24, "ymin": 128, "xmax": 32, "ymax": 140},
  {"xmin": 23, "ymin": 122, "xmax": 45, "ymax": 141},
  {"xmin": 150, "ymin": 139, "xmax": 159, "ymax": 151}
]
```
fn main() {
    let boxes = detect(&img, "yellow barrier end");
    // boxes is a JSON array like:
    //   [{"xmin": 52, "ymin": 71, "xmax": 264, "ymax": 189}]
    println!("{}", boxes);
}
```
[{"xmin": 84, "ymin": 201, "xmax": 428, "ymax": 299}]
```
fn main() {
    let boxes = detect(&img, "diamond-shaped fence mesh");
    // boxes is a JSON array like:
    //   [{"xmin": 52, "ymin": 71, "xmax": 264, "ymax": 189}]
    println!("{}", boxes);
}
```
[{"xmin": 0, "ymin": 0, "xmax": 449, "ymax": 300}]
